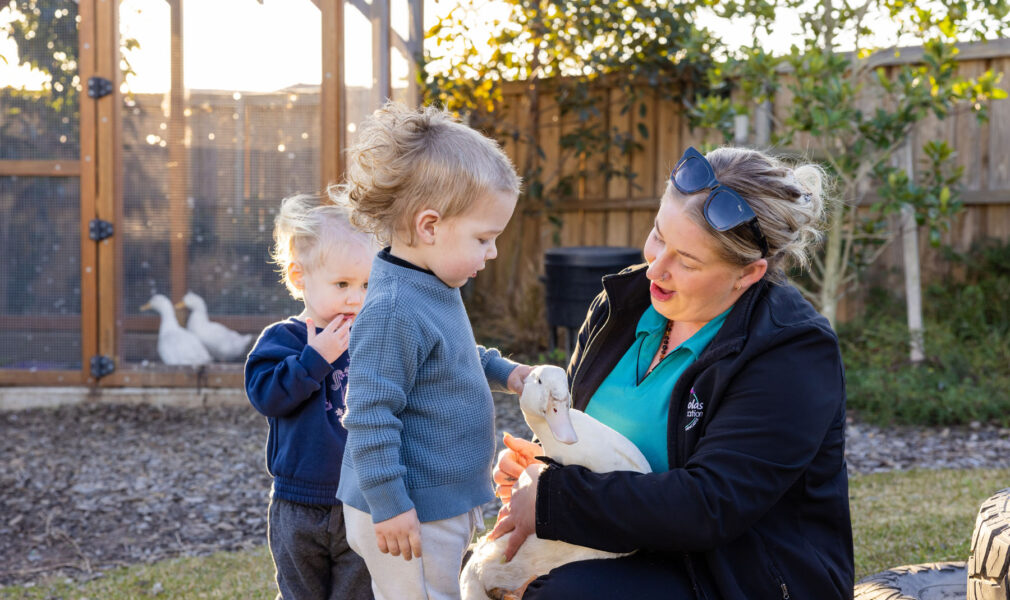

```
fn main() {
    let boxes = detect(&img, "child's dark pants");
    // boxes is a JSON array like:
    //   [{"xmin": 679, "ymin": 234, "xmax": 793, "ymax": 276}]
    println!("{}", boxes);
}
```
[{"xmin": 268, "ymin": 497, "xmax": 373, "ymax": 600}]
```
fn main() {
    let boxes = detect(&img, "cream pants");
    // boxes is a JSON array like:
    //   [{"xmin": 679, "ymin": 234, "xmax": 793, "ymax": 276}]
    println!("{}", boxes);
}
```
[{"xmin": 344, "ymin": 503, "xmax": 482, "ymax": 600}]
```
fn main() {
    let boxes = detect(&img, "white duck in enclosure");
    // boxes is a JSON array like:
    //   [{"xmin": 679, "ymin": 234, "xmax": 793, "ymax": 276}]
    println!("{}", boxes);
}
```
[
  {"xmin": 177, "ymin": 291, "xmax": 254, "ymax": 361},
  {"xmin": 140, "ymin": 294, "xmax": 213, "ymax": 366},
  {"xmin": 460, "ymin": 365, "xmax": 652, "ymax": 600}
]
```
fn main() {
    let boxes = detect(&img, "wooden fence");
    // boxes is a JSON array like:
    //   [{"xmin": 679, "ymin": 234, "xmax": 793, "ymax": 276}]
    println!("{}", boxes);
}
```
[{"xmin": 473, "ymin": 39, "xmax": 1010, "ymax": 323}]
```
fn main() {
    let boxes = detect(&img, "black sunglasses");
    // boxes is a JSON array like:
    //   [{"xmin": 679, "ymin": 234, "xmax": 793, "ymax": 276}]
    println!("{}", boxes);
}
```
[{"xmin": 670, "ymin": 147, "xmax": 769, "ymax": 258}]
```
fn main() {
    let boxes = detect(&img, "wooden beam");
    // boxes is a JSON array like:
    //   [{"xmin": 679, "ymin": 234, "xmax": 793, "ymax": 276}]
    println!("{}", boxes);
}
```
[
  {"xmin": 553, "ymin": 188, "xmax": 1010, "ymax": 213},
  {"xmin": 0, "ymin": 315, "xmax": 81, "ymax": 330},
  {"xmin": 122, "ymin": 314, "xmax": 278, "ymax": 332},
  {"xmin": 168, "ymin": 0, "xmax": 189, "ymax": 309},
  {"xmin": 100, "ymin": 369, "xmax": 244, "ymax": 388},
  {"xmin": 408, "ymin": 0, "xmax": 423, "ymax": 106},
  {"xmin": 0, "ymin": 161, "xmax": 81, "ymax": 176},
  {"xmin": 372, "ymin": 0, "xmax": 391, "ymax": 103},
  {"xmin": 95, "ymin": 0, "xmax": 121, "ymax": 385},
  {"xmin": 78, "ymin": 0, "xmax": 99, "ymax": 387},
  {"xmin": 0, "ymin": 371, "xmax": 85, "ymax": 386},
  {"xmin": 321, "ymin": 0, "xmax": 345, "ymax": 188}
]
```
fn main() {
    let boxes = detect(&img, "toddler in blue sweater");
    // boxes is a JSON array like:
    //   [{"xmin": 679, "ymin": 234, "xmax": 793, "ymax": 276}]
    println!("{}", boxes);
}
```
[
  {"xmin": 335, "ymin": 102, "xmax": 533, "ymax": 600},
  {"xmin": 245, "ymin": 192, "xmax": 376, "ymax": 600}
]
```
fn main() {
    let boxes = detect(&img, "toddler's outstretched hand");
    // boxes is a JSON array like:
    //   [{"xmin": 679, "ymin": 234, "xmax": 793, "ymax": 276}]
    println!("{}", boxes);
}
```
[
  {"xmin": 507, "ymin": 364, "xmax": 533, "ymax": 395},
  {"xmin": 374, "ymin": 508, "xmax": 422, "ymax": 561},
  {"xmin": 305, "ymin": 316, "xmax": 352, "ymax": 363}
]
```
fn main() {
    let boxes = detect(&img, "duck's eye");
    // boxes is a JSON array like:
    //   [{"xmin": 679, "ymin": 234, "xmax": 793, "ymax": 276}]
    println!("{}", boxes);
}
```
[{"xmin": 535, "ymin": 376, "xmax": 541, "ymax": 384}]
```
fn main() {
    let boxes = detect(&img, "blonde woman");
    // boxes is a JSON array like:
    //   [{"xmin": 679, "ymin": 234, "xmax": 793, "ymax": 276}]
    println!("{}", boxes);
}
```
[{"xmin": 492, "ymin": 146, "xmax": 853, "ymax": 600}]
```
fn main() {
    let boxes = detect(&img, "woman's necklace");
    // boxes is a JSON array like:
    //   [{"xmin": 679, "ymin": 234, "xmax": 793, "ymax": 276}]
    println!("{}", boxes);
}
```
[
  {"xmin": 645, "ymin": 320, "xmax": 674, "ymax": 378},
  {"xmin": 658, "ymin": 319, "xmax": 673, "ymax": 359}
]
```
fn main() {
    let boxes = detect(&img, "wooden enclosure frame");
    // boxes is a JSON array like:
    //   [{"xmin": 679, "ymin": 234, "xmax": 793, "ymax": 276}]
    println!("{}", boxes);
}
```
[{"xmin": 0, "ymin": 0, "xmax": 422, "ymax": 388}]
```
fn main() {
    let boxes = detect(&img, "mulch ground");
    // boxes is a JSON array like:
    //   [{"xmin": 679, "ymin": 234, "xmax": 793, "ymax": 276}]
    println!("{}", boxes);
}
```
[{"xmin": 1, "ymin": 400, "xmax": 1009, "ymax": 588}]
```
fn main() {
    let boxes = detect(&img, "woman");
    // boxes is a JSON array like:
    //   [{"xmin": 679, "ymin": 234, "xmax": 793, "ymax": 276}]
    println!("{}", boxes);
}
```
[{"xmin": 490, "ymin": 146, "xmax": 853, "ymax": 599}]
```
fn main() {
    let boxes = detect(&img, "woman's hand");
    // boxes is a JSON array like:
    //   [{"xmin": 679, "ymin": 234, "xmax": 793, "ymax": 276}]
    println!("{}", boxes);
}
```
[
  {"xmin": 487, "ymin": 463, "xmax": 545, "ymax": 561},
  {"xmin": 507, "ymin": 364, "xmax": 533, "ymax": 395},
  {"xmin": 493, "ymin": 433, "xmax": 543, "ymax": 503},
  {"xmin": 373, "ymin": 508, "xmax": 422, "ymax": 561}
]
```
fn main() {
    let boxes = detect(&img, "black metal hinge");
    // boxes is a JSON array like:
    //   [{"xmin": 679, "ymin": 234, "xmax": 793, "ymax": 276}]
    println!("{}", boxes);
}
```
[
  {"xmin": 89, "ymin": 219, "xmax": 114, "ymax": 241},
  {"xmin": 90, "ymin": 355, "xmax": 116, "ymax": 379},
  {"xmin": 87, "ymin": 76, "xmax": 113, "ymax": 99}
]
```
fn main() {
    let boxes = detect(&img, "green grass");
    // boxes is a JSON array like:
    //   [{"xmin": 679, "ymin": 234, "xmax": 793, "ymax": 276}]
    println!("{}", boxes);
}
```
[
  {"xmin": 0, "ymin": 546, "xmax": 277, "ymax": 600},
  {"xmin": 3, "ymin": 468, "xmax": 1008, "ymax": 597},
  {"xmin": 849, "ymin": 467, "xmax": 1010, "ymax": 580}
]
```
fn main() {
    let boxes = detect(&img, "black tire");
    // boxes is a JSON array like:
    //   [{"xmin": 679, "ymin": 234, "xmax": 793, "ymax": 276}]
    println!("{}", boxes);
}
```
[
  {"xmin": 853, "ymin": 562, "xmax": 966, "ymax": 600},
  {"xmin": 968, "ymin": 487, "xmax": 1010, "ymax": 600}
]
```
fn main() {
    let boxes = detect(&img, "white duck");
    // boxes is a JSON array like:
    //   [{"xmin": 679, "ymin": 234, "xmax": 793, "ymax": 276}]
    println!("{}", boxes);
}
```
[
  {"xmin": 140, "ymin": 294, "xmax": 213, "ymax": 366},
  {"xmin": 176, "ymin": 291, "xmax": 254, "ymax": 361},
  {"xmin": 460, "ymin": 365, "xmax": 652, "ymax": 600}
]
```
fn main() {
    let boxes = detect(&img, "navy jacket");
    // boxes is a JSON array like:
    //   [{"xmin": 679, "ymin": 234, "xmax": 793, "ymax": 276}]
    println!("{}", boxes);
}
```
[
  {"xmin": 535, "ymin": 265, "xmax": 854, "ymax": 600},
  {"xmin": 245, "ymin": 318, "xmax": 351, "ymax": 505}
]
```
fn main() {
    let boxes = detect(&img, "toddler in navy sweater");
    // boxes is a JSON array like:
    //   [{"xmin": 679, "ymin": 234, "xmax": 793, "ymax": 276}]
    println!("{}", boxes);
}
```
[{"xmin": 245, "ymin": 192, "xmax": 375, "ymax": 600}]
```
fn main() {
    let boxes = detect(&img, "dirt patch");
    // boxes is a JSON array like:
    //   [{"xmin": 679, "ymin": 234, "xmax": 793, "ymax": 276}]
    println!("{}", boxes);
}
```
[{"xmin": 0, "ymin": 403, "xmax": 271, "ymax": 586}]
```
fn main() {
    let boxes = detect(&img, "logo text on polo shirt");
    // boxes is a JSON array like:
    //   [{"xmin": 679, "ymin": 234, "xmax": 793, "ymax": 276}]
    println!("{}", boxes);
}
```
[{"xmin": 685, "ymin": 387, "xmax": 704, "ymax": 431}]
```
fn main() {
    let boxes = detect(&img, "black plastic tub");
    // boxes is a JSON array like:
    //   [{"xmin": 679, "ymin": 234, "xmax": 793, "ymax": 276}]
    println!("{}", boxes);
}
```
[{"xmin": 543, "ymin": 246, "xmax": 643, "ymax": 351}]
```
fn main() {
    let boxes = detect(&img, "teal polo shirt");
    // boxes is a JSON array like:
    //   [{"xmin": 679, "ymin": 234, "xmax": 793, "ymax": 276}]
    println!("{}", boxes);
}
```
[{"xmin": 585, "ymin": 305, "xmax": 730, "ymax": 472}]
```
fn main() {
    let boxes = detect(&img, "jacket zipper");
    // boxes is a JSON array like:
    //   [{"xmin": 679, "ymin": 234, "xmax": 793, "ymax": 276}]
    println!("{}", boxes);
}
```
[
  {"xmin": 568, "ymin": 297, "xmax": 612, "ymax": 401},
  {"xmin": 769, "ymin": 558, "xmax": 791, "ymax": 599}
]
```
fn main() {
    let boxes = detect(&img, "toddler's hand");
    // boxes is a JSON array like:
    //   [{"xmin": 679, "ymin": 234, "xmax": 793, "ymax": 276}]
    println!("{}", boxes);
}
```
[
  {"xmin": 374, "ymin": 508, "xmax": 422, "ymax": 561},
  {"xmin": 507, "ymin": 364, "xmax": 533, "ymax": 395},
  {"xmin": 305, "ymin": 316, "xmax": 352, "ymax": 363}
]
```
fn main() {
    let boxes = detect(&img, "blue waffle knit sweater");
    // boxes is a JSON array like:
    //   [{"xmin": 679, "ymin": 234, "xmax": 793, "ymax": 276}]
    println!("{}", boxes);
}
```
[
  {"xmin": 245, "ymin": 318, "xmax": 351, "ymax": 505},
  {"xmin": 336, "ymin": 253, "xmax": 518, "ymax": 523}
]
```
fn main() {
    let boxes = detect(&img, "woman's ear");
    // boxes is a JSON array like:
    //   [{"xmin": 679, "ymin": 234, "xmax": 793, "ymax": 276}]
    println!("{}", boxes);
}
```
[
  {"xmin": 288, "ymin": 262, "xmax": 305, "ymax": 291},
  {"xmin": 737, "ymin": 258, "xmax": 768, "ymax": 290},
  {"xmin": 414, "ymin": 209, "xmax": 441, "ymax": 245}
]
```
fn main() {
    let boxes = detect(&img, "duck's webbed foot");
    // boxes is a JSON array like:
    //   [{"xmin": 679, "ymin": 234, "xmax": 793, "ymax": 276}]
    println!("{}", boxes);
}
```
[{"xmin": 488, "ymin": 575, "xmax": 538, "ymax": 600}]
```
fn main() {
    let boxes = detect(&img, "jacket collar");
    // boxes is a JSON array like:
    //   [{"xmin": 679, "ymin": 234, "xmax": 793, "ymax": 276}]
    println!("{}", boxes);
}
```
[{"xmin": 600, "ymin": 263, "xmax": 770, "ymax": 361}]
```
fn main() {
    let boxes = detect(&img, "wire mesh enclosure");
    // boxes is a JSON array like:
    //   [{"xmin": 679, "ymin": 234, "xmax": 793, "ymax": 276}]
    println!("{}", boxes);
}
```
[{"xmin": 0, "ymin": 0, "xmax": 422, "ymax": 386}]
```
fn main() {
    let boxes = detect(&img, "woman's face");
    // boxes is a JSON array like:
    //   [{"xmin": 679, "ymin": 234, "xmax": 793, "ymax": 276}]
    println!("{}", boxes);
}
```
[{"xmin": 643, "ymin": 190, "xmax": 748, "ymax": 325}]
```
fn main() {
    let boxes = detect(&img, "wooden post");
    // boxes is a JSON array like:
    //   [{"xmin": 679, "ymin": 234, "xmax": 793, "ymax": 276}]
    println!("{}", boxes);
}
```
[
  {"xmin": 95, "ymin": 0, "xmax": 121, "ymax": 380},
  {"xmin": 167, "ymin": 0, "xmax": 189, "ymax": 310},
  {"xmin": 78, "ymin": 0, "xmax": 98, "ymax": 384},
  {"xmin": 372, "ymin": 0, "xmax": 391, "ymax": 104},
  {"xmin": 407, "ymin": 0, "xmax": 423, "ymax": 107},
  {"xmin": 321, "ymin": 0, "xmax": 345, "ymax": 188}
]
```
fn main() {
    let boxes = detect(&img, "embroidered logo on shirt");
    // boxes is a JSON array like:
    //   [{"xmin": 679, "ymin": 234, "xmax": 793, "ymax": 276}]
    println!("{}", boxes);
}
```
[
  {"xmin": 326, "ymin": 367, "xmax": 348, "ymax": 417},
  {"xmin": 685, "ymin": 387, "xmax": 704, "ymax": 431}
]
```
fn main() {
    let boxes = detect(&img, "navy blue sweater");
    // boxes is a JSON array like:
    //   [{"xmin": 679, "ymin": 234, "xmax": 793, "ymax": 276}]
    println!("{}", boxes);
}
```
[{"xmin": 245, "ymin": 318, "xmax": 351, "ymax": 505}]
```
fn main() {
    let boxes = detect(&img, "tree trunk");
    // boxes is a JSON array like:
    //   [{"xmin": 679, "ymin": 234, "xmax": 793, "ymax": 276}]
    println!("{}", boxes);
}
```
[
  {"xmin": 818, "ymin": 201, "xmax": 846, "ymax": 329},
  {"xmin": 898, "ymin": 138, "xmax": 925, "ymax": 364}
]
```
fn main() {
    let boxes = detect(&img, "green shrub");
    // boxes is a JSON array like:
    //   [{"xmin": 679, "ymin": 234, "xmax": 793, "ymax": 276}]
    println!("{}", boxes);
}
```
[{"xmin": 840, "ymin": 239, "xmax": 1010, "ymax": 426}]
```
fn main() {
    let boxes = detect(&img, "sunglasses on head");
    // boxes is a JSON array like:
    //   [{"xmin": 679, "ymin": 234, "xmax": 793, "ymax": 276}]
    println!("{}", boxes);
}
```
[{"xmin": 670, "ymin": 147, "xmax": 769, "ymax": 258}]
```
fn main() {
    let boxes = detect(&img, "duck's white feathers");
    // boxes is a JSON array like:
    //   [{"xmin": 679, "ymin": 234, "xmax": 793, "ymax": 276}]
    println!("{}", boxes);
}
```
[
  {"xmin": 180, "ymin": 291, "xmax": 254, "ymax": 361},
  {"xmin": 142, "ymin": 294, "xmax": 213, "ymax": 366},
  {"xmin": 460, "ymin": 365, "xmax": 651, "ymax": 600}
]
